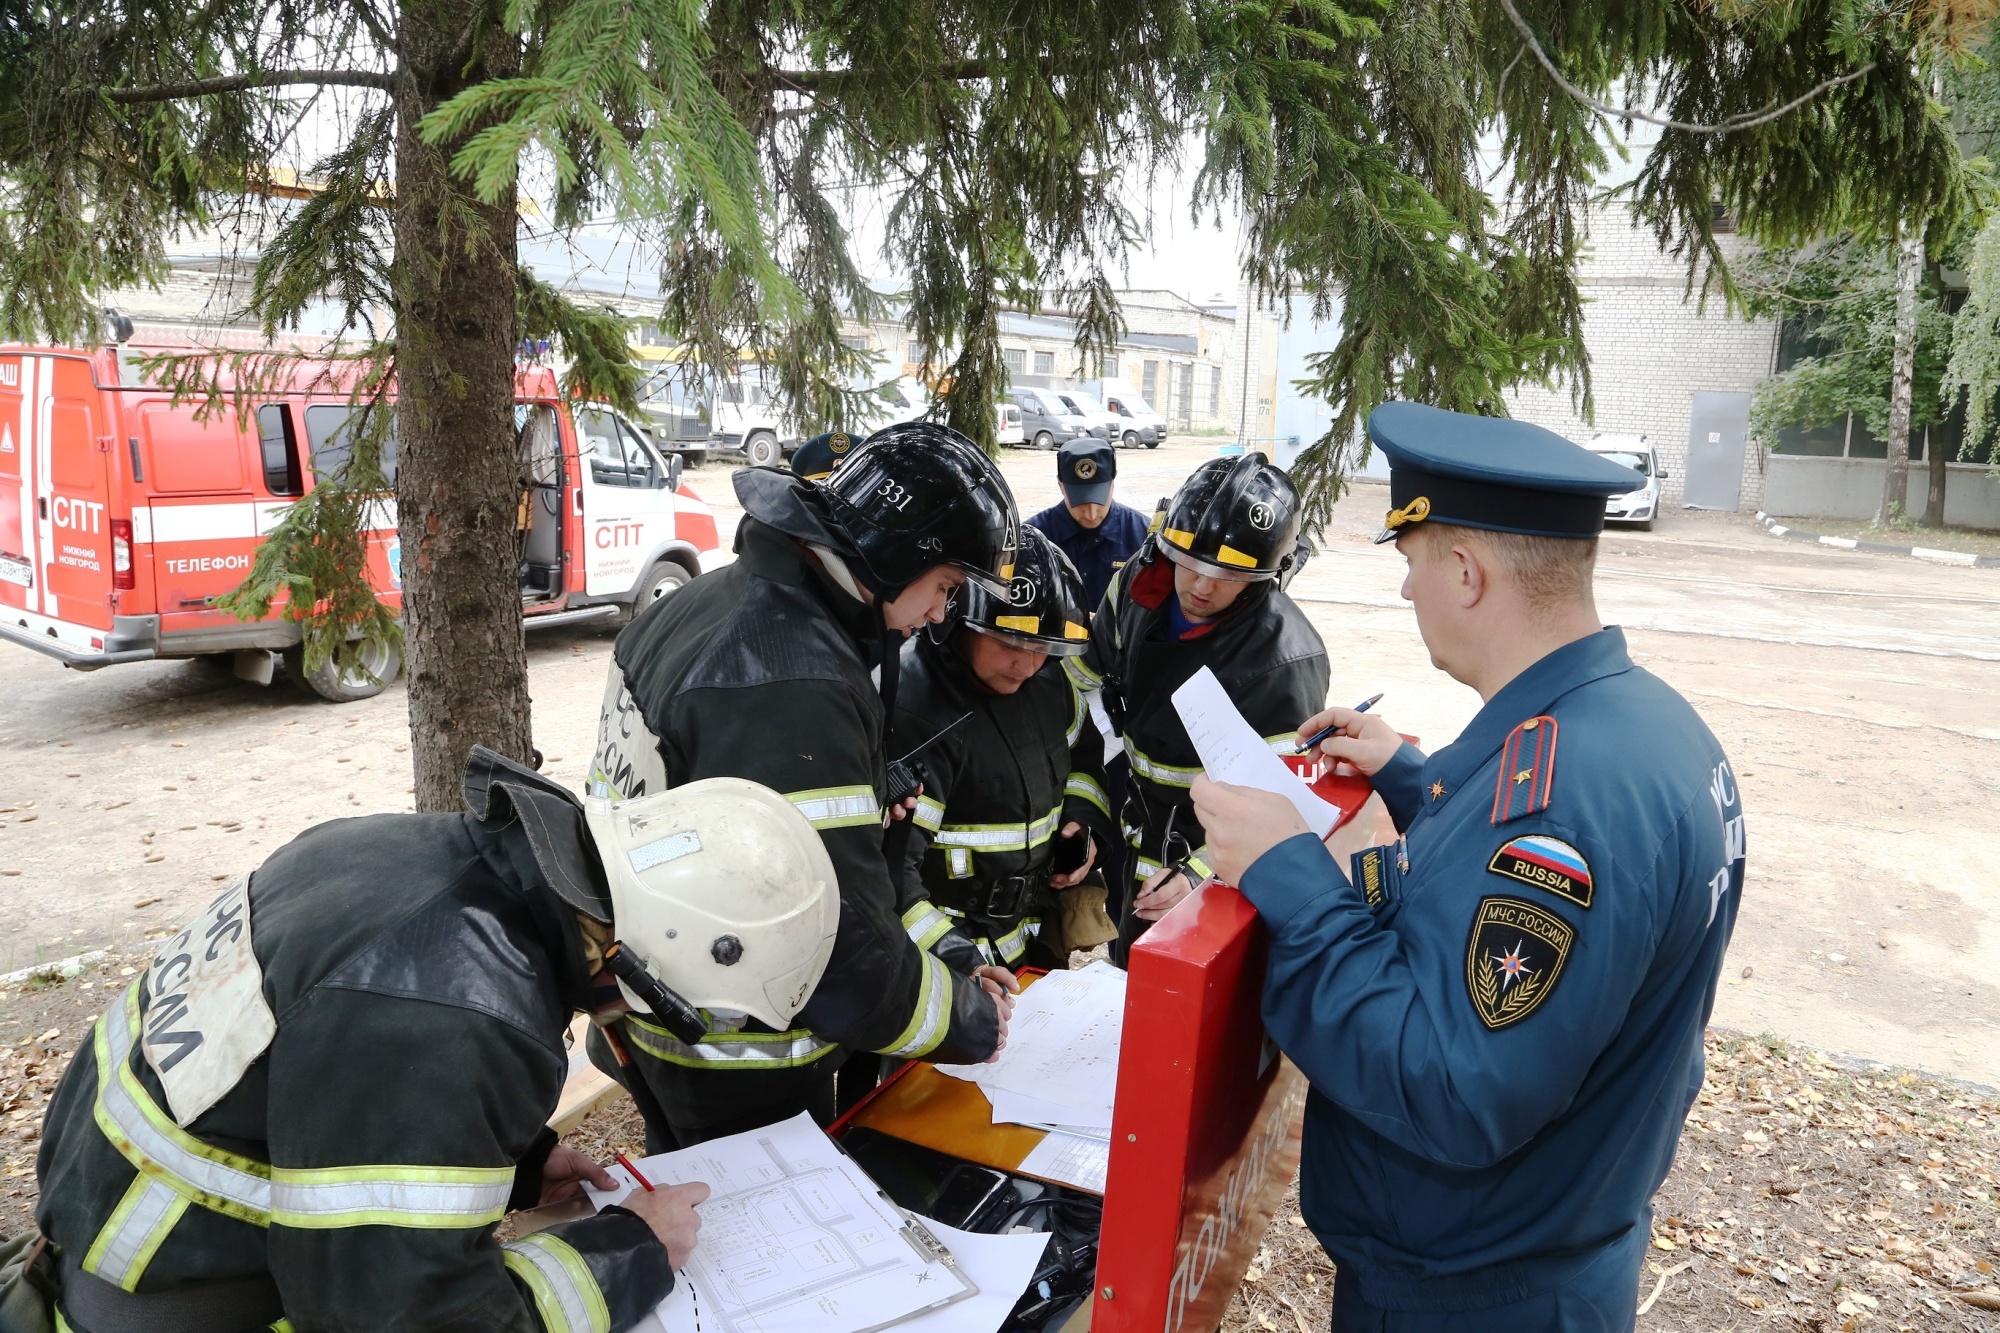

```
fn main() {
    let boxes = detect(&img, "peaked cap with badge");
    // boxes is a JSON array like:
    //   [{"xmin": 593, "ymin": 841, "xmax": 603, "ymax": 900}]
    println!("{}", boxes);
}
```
[
  {"xmin": 789, "ymin": 430, "xmax": 855, "ymax": 482},
  {"xmin": 1367, "ymin": 401, "xmax": 1645, "ymax": 544},
  {"xmin": 1226, "ymin": 403, "xmax": 1748, "ymax": 1331}
]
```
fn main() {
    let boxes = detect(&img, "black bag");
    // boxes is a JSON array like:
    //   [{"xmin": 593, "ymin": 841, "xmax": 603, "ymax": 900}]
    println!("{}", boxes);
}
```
[{"xmin": 0, "ymin": 1233, "xmax": 57, "ymax": 1333}]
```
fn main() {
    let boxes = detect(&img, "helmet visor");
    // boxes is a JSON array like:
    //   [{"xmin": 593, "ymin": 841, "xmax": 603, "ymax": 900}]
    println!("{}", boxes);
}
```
[
  {"xmin": 1159, "ymin": 538, "xmax": 1274, "ymax": 584},
  {"xmin": 963, "ymin": 618, "xmax": 1090, "ymax": 657}
]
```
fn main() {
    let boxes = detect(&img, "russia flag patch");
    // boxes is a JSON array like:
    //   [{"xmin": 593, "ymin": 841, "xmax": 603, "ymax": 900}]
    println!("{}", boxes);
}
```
[{"xmin": 1487, "ymin": 833, "xmax": 1593, "ymax": 909}]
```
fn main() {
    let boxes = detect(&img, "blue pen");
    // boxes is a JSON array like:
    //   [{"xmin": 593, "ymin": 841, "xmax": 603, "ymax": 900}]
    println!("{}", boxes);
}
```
[{"xmin": 1295, "ymin": 693, "xmax": 1384, "ymax": 755}]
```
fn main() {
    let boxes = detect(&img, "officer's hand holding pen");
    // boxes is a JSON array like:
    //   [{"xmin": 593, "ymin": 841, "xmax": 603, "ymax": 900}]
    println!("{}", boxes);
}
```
[{"xmin": 1295, "ymin": 697, "xmax": 1402, "ymax": 775}]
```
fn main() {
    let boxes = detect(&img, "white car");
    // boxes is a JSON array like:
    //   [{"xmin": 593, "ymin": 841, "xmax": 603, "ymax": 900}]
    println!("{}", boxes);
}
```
[
  {"xmin": 1586, "ymin": 433, "xmax": 1665, "ymax": 530},
  {"xmin": 851, "ymin": 374, "xmax": 933, "ymax": 436},
  {"xmin": 997, "ymin": 401, "xmax": 1024, "ymax": 446},
  {"xmin": 1081, "ymin": 378, "xmax": 1166, "ymax": 447},
  {"xmin": 1055, "ymin": 389, "xmax": 1122, "ymax": 443}
]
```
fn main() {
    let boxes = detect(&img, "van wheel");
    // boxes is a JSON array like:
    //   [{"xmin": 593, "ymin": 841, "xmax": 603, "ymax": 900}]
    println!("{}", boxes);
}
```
[
  {"xmin": 626, "ymin": 560, "xmax": 691, "ymax": 622},
  {"xmin": 1034, "ymin": 430, "xmax": 1055, "ymax": 451},
  {"xmin": 1121, "ymin": 430, "xmax": 1138, "ymax": 449},
  {"xmin": 288, "ymin": 638, "xmax": 402, "ymax": 703},
  {"xmin": 744, "ymin": 432, "xmax": 781, "ymax": 468},
  {"xmin": 1143, "ymin": 436, "xmax": 1161, "ymax": 449}
]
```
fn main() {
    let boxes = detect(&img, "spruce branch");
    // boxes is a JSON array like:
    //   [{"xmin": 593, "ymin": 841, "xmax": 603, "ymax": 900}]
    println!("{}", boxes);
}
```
[
  {"xmin": 1494, "ymin": 0, "xmax": 1878, "ymax": 136},
  {"xmin": 105, "ymin": 69, "xmax": 394, "ymax": 103}
]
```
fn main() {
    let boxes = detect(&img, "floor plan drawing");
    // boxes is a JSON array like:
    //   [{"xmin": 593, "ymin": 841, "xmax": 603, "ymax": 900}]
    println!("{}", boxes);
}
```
[{"xmin": 590, "ymin": 1112, "xmax": 974, "ymax": 1333}]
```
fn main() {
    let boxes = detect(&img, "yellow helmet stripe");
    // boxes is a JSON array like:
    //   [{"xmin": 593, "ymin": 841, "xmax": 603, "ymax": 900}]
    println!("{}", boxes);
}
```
[{"xmin": 1215, "ymin": 544, "xmax": 1260, "ymax": 568}]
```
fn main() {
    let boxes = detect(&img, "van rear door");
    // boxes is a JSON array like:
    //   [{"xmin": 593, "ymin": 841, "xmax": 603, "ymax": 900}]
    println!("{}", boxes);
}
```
[
  {"xmin": 0, "ymin": 354, "xmax": 118, "ymax": 648},
  {"xmin": 0, "ymin": 352, "xmax": 32, "ymax": 612},
  {"xmin": 42, "ymin": 357, "xmax": 118, "ymax": 630}
]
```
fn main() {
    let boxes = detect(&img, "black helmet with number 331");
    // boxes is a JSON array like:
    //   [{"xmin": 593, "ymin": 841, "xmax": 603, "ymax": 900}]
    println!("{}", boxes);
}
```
[
  {"xmin": 1157, "ymin": 452, "xmax": 1303, "ymax": 581},
  {"xmin": 955, "ymin": 525, "xmax": 1092, "ymax": 657},
  {"xmin": 819, "ymin": 421, "xmax": 1019, "ymax": 598}
]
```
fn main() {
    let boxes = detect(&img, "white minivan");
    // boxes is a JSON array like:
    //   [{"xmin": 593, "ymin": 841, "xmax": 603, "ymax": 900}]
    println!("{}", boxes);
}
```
[
  {"xmin": 1585, "ymin": 433, "xmax": 1665, "ymax": 530},
  {"xmin": 1080, "ymin": 378, "xmax": 1165, "ymax": 448}
]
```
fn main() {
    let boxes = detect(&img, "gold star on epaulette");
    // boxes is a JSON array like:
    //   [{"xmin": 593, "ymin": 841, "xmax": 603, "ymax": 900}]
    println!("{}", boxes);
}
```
[
  {"xmin": 1428, "ymin": 781, "xmax": 1446, "ymax": 800},
  {"xmin": 1513, "ymin": 768, "xmax": 1535, "ymax": 786}
]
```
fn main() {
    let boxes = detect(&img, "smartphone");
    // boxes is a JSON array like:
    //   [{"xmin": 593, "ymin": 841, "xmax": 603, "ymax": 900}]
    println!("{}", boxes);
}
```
[{"xmin": 1048, "ymin": 827, "xmax": 1089, "ymax": 876}]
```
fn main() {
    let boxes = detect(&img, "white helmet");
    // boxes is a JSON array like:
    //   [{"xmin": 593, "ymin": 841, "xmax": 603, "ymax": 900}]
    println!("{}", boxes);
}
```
[{"xmin": 583, "ymin": 778, "xmax": 839, "ymax": 1031}]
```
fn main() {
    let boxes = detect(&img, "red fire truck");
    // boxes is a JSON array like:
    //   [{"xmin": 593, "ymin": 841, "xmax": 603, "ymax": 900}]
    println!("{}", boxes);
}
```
[{"xmin": 0, "ymin": 343, "xmax": 720, "ymax": 701}]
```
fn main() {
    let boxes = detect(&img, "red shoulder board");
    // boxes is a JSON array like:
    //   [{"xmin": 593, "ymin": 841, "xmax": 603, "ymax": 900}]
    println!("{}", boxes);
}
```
[{"xmin": 1491, "ymin": 715, "xmax": 1558, "ymax": 825}]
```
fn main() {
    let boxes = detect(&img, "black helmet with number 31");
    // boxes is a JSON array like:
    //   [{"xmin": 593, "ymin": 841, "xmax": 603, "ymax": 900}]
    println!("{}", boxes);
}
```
[
  {"xmin": 1157, "ymin": 452, "xmax": 1303, "ymax": 581},
  {"xmin": 819, "ymin": 421, "xmax": 1019, "ymax": 598},
  {"xmin": 955, "ymin": 526, "xmax": 1091, "ymax": 657}
]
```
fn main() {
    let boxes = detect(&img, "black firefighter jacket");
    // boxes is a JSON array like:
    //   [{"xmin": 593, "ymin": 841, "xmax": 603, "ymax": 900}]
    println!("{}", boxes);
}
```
[
  {"xmin": 885, "ymin": 632, "xmax": 1117, "ymax": 969},
  {"xmin": 35, "ymin": 753, "xmax": 672, "ymax": 1333},
  {"xmin": 1068, "ymin": 543, "xmax": 1330, "ymax": 892},
  {"xmin": 590, "ymin": 470, "xmax": 1000, "ymax": 1114}
]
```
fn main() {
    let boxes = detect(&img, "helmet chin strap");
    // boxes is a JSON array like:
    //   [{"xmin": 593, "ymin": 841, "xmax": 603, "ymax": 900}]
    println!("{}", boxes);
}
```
[
  {"xmin": 803, "ymin": 542, "xmax": 906, "ymax": 741},
  {"xmin": 877, "ymin": 603, "xmax": 902, "ymax": 734}
]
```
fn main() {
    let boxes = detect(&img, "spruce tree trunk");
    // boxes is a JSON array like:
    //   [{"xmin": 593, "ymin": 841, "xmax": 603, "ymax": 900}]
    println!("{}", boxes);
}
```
[
  {"xmin": 393, "ymin": 1, "xmax": 533, "ymax": 812},
  {"xmin": 1878, "ymin": 225, "xmax": 1923, "ymax": 528}
]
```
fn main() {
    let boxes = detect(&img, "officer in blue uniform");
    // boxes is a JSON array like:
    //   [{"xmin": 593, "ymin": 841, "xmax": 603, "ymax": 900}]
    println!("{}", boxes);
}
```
[
  {"xmin": 1027, "ymin": 438, "xmax": 1151, "ymax": 612},
  {"xmin": 1193, "ymin": 402, "xmax": 1747, "ymax": 1332},
  {"xmin": 789, "ymin": 429, "xmax": 855, "ymax": 482}
]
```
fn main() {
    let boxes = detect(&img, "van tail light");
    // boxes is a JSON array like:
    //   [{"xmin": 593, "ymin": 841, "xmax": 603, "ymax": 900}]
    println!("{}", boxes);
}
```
[{"xmin": 111, "ymin": 518, "xmax": 134, "ymax": 589}]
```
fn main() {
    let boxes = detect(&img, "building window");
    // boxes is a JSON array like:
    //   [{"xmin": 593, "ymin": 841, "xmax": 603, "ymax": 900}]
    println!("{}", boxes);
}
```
[
  {"xmin": 1102, "ymin": 355, "xmax": 1119, "ymax": 379},
  {"xmin": 1176, "ymin": 363, "xmax": 1194, "ymax": 425},
  {"xmin": 1033, "ymin": 350, "xmax": 1055, "ymax": 376},
  {"xmin": 1002, "ymin": 347, "xmax": 1026, "ymax": 375},
  {"xmin": 1141, "ymin": 360, "xmax": 1159, "ymax": 401},
  {"xmin": 907, "ymin": 340, "xmax": 923, "ymax": 364},
  {"xmin": 841, "ymin": 334, "xmax": 871, "ymax": 350},
  {"xmin": 1209, "ymin": 366, "xmax": 1222, "ymax": 417}
]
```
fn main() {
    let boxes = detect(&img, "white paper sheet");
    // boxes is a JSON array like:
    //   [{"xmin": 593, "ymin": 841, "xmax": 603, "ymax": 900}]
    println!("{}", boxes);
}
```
[
  {"xmin": 934, "ymin": 962, "xmax": 1126, "ymax": 1123},
  {"xmin": 1170, "ymin": 666, "xmax": 1341, "ymax": 838},
  {"xmin": 586, "ymin": 1112, "xmax": 974, "ymax": 1333},
  {"xmin": 1017, "ymin": 1131, "xmax": 1111, "ymax": 1194},
  {"xmin": 984, "ymin": 1088, "xmax": 1113, "ymax": 1134}
]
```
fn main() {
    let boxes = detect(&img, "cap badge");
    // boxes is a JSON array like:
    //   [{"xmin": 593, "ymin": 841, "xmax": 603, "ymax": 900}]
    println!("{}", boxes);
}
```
[
  {"xmin": 830, "ymin": 433, "xmax": 851, "ymax": 454},
  {"xmin": 1249, "ymin": 501, "xmax": 1276, "ymax": 531},
  {"xmin": 1074, "ymin": 458, "xmax": 1099, "ymax": 481},
  {"xmin": 1383, "ymin": 495, "xmax": 1432, "ymax": 532}
]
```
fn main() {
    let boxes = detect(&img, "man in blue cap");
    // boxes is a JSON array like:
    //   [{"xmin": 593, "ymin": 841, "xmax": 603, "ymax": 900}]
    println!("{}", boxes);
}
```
[
  {"xmin": 789, "ymin": 430, "xmax": 855, "ymax": 482},
  {"xmin": 1192, "ymin": 403, "xmax": 1746, "ymax": 1332},
  {"xmin": 1027, "ymin": 438, "xmax": 1150, "ymax": 613}
]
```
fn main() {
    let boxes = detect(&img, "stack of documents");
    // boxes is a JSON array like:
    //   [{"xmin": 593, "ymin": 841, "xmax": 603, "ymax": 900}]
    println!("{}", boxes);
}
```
[{"xmin": 933, "ymin": 961, "xmax": 1127, "ymax": 1192}]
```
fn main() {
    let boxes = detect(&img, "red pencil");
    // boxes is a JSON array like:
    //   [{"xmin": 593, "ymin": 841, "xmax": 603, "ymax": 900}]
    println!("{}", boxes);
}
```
[{"xmin": 616, "ymin": 1153, "xmax": 655, "ymax": 1192}]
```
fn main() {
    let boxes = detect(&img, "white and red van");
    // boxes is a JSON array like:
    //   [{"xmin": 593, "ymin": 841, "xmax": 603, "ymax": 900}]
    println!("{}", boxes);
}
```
[{"xmin": 0, "ymin": 343, "xmax": 719, "ymax": 700}]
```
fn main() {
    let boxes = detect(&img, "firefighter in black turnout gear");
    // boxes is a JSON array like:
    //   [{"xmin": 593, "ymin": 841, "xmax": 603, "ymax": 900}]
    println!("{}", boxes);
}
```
[
  {"xmin": 591, "ymin": 423, "xmax": 1021, "ymax": 1149},
  {"xmin": 886, "ymin": 526, "xmax": 1121, "ymax": 979},
  {"xmin": 32, "ymin": 748, "xmax": 844, "ymax": 1333},
  {"xmin": 1069, "ymin": 453, "xmax": 1330, "ymax": 960}
]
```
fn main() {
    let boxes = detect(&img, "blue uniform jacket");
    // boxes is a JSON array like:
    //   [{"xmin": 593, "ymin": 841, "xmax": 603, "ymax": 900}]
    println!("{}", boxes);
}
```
[
  {"xmin": 1027, "ymin": 501, "xmax": 1151, "ymax": 612},
  {"xmin": 1237, "ymin": 629, "xmax": 1745, "ymax": 1315}
]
